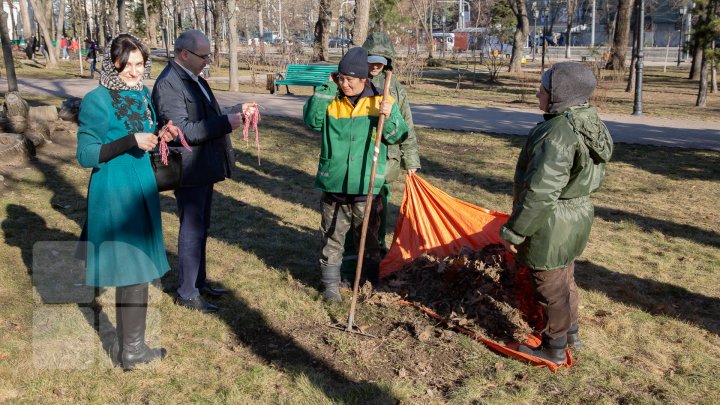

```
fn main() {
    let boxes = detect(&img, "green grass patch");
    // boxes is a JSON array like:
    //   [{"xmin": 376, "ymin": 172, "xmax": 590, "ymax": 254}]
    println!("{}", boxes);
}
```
[{"xmin": 0, "ymin": 116, "xmax": 718, "ymax": 403}]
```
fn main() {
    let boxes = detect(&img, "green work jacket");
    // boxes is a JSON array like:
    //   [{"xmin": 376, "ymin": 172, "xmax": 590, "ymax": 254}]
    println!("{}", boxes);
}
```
[
  {"xmin": 500, "ymin": 104, "xmax": 613, "ymax": 270},
  {"xmin": 303, "ymin": 81, "xmax": 408, "ymax": 195}
]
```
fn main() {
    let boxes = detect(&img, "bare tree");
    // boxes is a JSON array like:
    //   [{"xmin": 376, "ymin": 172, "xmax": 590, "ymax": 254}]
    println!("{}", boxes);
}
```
[
  {"xmin": 142, "ymin": 0, "xmax": 151, "ymax": 43},
  {"xmin": 227, "ymin": 0, "xmax": 239, "ymax": 91},
  {"xmin": 409, "ymin": 0, "xmax": 435, "ymax": 59},
  {"xmin": 118, "ymin": 0, "xmax": 127, "ymax": 33},
  {"xmin": 212, "ymin": 0, "xmax": 223, "ymax": 67},
  {"xmin": 0, "ymin": 10, "xmax": 18, "ymax": 91},
  {"xmin": 18, "ymin": 0, "xmax": 31, "ymax": 40},
  {"xmin": 606, "ymin": 0, "xmax": 633, "ymax": 70},
  {"xmin": 508, "ymin": 0, "xmax": 529, "ymax": 72},
  {"xmin": 565, "ymin": 0, "xmax": 577, "ymax": 58},
  {"xmin": 27, "ymin": 0, "xmax": 59, "ymax": 67},
  {"xmin": 107, "ymin": 0, "xmax": 118, "ymax": 38},
  {"xmin": 6, "ymin": 0, "xmax": 16, "ymax": 39},
  {"xmin": 312, "ymin": 0, "xmax": 331, "ymax": 61},
  {"xmin": 54, "ymin": 0, "xmax": 65, "ymax": 60},
  {"xmin": 352, "ymin": 0, "xmax": 370, "ymax": 46}
]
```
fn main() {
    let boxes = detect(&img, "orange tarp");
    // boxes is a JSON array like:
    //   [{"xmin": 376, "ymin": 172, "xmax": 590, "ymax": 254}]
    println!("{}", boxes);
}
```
[{"xmin": 380, "ymin": 174, "xmax": 571, "ymax": 372}]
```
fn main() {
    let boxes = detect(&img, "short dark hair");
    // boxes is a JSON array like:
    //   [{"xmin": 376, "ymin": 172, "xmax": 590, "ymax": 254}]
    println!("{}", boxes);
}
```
[{"xmin": 110, "ymin": 34, "xmax": 149, "ymax": 72}]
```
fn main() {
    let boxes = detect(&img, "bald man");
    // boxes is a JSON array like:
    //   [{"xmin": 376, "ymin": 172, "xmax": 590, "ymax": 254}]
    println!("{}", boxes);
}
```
[{"xmin": 152, "ymin": 30, "xmax": 256, "ymax": 313}]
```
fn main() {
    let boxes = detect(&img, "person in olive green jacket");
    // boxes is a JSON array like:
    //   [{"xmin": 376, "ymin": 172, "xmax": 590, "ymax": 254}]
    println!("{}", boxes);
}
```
[
  {"xmin": 303, "ymin": 47, "xmax": 408, "ymax": 301},
  {"xmin": 499, "ymin": 62, "xmax": 613, "ymax": 364}
]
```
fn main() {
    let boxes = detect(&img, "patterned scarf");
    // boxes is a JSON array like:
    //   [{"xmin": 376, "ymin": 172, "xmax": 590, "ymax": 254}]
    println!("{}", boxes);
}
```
[{"xmin": 99, "ymin": 33, "xmax": 152, "ymax": 92}]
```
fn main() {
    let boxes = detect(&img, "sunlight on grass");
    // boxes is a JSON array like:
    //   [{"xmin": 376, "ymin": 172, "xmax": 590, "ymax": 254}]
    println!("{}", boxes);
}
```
[{"xmin": 0, "ymin": 116, "xmax": 718, "ymax": 403}]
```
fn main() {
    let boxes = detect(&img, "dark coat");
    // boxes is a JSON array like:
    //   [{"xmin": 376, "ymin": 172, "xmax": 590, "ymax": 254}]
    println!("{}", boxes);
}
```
[{"xmin": 151, "ymin": 59, "xmax": 234, "ymax": 187}]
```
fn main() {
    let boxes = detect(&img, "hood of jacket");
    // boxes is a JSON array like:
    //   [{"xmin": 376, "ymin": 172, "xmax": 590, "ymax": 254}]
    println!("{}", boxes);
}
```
[
  {"xmin": 362, "ymin": 32, "xmax": 397, "ymax": 70},
  {"xmin": 564, "ymin": 105, "xmax": 613, "ymax": 163}
]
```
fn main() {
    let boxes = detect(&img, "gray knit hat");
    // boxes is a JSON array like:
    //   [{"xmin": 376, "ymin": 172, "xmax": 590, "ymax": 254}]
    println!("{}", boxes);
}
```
[{"xmin": 541, "ymin": 62, "xmax": 596, "ymax": 113}]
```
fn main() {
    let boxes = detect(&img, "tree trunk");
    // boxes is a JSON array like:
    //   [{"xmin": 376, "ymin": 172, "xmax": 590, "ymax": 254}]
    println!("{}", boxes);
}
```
[
  {"xmin": 352, "ymin": 0, "xmax": 369, "ymax": 46},
  {"xmin": 257, "ymin": 0, "xmax": 265, "ymax": 59},
  {"xmin": 0, "ymin": 11, "xmax": 18, "ymax": 92},
  {"xmin": 606, "ymin": 0, "xmax": 633, "ymax": 70},
  {"xmin": 142, "ymin": 0, "xmax": 150, "ymax": 42},
  {"xmin": 6, "ymin": 0, "xmax": 16, "ymax": 40},
  {"xmin": 625, "ymin": 0, "xmax": 639, "ymax": 92},
  {"xmin": 117, "ymin": 0, "xmax": 126, "ymax": 33},
  {"xmin": 690, "ymin": 41, "xmax": 705, "ymax": 80},
  {"xmin": 107, "ymin": 0, "xmax": 118, "ymax": 38},
  {"xmin": 18, "ymin": 0, "xmax": 31, "ymax": 40},
  {"xmin": 696, "ymin": 54, "xmax": 708, "ymax": 107},
  {"xmin": 565, "ymin": 0, "xmax": 576, "ymax": 58},
  {"xmin": 508, "ymin": 0, "xmax": 529, "ymax": 72},
  {"xmin": 190, "ymin": 0, "xmax": 199, "ymax": 30},
  {"xmin": 312, "ymin": 0, "xmax": 330, "ymax": 61},
  {"xmin": 712, "ymin": 42, "xmax": 718, "ymax": 93},
  {"xmin": 227, "ymin": 0, "xmax": 239, "ymax": 92},
  {"xmin": 97, "ymin": 0, "xmax": 107, "ymax": 48},
  {"xmin": 55, "ymin": 0, "xmax": 65, "ymax": 60},
  {"xmin": 212, "ymin": 1, "xmax": 222, "ymax": 67},
  {"xmin": 26, "ymin": 0, "xmax": 58, "ymax": 67}
]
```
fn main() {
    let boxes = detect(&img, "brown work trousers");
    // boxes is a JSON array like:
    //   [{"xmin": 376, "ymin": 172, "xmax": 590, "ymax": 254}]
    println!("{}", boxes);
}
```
[{"xmin": 530, "ymin": 262, "xmax": 579, "ymax": 341}]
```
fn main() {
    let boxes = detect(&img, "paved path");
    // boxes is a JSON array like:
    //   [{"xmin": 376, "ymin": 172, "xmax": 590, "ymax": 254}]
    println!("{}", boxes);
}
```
[{"xmin": 4, "ymin": 77, "xmax": 719, "ymax": 151}]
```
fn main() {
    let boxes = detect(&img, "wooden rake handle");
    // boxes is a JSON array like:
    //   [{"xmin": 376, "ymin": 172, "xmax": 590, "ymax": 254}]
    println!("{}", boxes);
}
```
[{"xmin": 347, "ymin": 70, "xmax": 393, "ymax": 331}]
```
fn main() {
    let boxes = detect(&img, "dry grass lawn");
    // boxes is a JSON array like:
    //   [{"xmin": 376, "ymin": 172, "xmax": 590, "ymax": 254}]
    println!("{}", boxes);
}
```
[{"xmin": 0, "ymin": 112, "xmax": 718, "ymax": 403}]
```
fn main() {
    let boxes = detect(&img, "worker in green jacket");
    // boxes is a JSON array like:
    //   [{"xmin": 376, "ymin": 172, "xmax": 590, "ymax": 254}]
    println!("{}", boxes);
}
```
[
  {"xmin": 499, "ymin": 62, "xmax": 613, "ymax": 364},
  {"xmin": 339, "ymin": 32, "xmax": 422, "ymax": 285},
  {"xmin": 303, "ymin": 47, "xmax": 408, "ymax": 301}
]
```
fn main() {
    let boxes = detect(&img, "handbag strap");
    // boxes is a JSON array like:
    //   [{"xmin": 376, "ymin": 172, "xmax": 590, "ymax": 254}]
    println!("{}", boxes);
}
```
[{"xmin": 158, "ymin": 123, "xmax": 192, "ymax": 165}]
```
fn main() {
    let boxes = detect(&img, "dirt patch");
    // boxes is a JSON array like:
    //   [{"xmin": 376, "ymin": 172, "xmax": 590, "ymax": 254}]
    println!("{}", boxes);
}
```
[{"xmin": 267, "ymin": 245, "xmax": 542, "ymax": 397}]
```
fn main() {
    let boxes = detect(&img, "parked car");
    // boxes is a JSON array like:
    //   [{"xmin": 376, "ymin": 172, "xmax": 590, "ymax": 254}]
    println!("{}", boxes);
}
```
[{"xmin": 329, "ymin": 37, "xmax": 350, "ymax": 48}]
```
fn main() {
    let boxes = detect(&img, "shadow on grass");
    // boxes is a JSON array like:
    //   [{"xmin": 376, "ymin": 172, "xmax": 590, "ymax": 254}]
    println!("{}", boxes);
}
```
[
  {"xmin": 157, "ymin": 200, "xmax": 397, "ymax": 402},
  {"xmin": 595, "ymin": 206, "xmax": 720, "ymax": 249},
  {"xmin": 1, "ymin": 204, "xmax": 115, "ymax": 366},
  {"xmin": 576, "ymin": 259, "xmax": 720, "ymax": 335},
  {"xmin": 610, "ymin": 144, "xmax": 720, "ymax": 181}
]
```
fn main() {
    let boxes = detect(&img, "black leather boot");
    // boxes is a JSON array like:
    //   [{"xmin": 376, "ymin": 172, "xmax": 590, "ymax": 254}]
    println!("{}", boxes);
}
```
[
  {"xmin": 567, "ymin": 324, "xmax": 584, "ymax": 350},
  {"xmin": 119, "ymin": 283, "xmax": 166, "ymax": 370},
  {"xmin": 518, "ymin": 335, "xmax": 567, "ymax": 364},
  {"xmin": 109, "ymin": 288, "xmax": 124, "ymax": 367},
  {"xmin": 321, "ymin": 265, "xmax": 342, "ymax": 302}
]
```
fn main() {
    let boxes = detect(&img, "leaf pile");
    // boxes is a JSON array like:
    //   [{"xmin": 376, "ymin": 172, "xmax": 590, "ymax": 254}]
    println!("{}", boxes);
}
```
[{"xmin": 378, "ymin": 244, "xmax": 537, "ymax": 342}]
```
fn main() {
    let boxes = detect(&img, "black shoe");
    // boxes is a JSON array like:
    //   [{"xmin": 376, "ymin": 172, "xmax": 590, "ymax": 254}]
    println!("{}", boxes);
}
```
[
  {"xmin": 177, "ymin": 296, "xmax": 219, "ymax": 313},
  {"xmin": 199, "ymin": 284, "xmax": 227, "ymax": 297}
]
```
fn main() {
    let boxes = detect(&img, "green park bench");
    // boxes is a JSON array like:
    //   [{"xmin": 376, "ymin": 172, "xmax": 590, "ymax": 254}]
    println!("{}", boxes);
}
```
[{"xmin": 267, "ymin": 64, "xmax": 337, "ymax": 94}]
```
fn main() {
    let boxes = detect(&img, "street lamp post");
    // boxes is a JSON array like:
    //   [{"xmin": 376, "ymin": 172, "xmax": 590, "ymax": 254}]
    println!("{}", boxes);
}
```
[
  {"xmin": 684, "ymin": 1, "xmax": 694, "ymax": 60},
  {"xmin": 632, "ymin": 0, "xmax": 645, "ymax": 115},
  {"xmin": 541, "ymin": 1, "xmax": 549, "ymax": 72},
  {"xmin": 532, "ymin": 2, "xmax": 538, "ymax": 62},
  {"xmin": 677, "ymin": 6, "xmax": 686, "ymax": 67}
]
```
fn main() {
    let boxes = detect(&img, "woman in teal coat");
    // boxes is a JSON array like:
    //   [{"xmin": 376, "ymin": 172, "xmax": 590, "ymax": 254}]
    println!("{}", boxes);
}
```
[{"xmin": 77, "ymin": 34, "xmax": 175, "ymax": 370}]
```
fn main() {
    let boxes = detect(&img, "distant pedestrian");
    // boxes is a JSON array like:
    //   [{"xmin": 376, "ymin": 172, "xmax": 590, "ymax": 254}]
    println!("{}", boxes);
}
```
[
  {"xmin": 60, "ymin": 36, "xmax": 69, "ymax": 60},
  {"xmin": 24, "ymin": 36, "xmax": 35, "ymax": 61},
  {"xmin": 86, "ymin": 40, "xmax": 97, "ymax": 79}
]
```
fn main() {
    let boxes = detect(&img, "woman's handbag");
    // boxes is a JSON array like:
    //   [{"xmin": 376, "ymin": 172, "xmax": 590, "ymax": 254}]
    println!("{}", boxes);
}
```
[
  {"xmin": 150, "ymin": 149, "xmax": 182, "ymax": 192},
  {"xmin": 151, "ymin": 123, "xmax": 192, "ymax": 192}
]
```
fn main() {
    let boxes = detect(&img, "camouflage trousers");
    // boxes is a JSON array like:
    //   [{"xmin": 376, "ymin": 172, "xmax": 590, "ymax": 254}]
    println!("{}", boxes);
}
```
[{"xmin": 319, "ymin": 193, "xmax": 383, "ymax": 268}]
